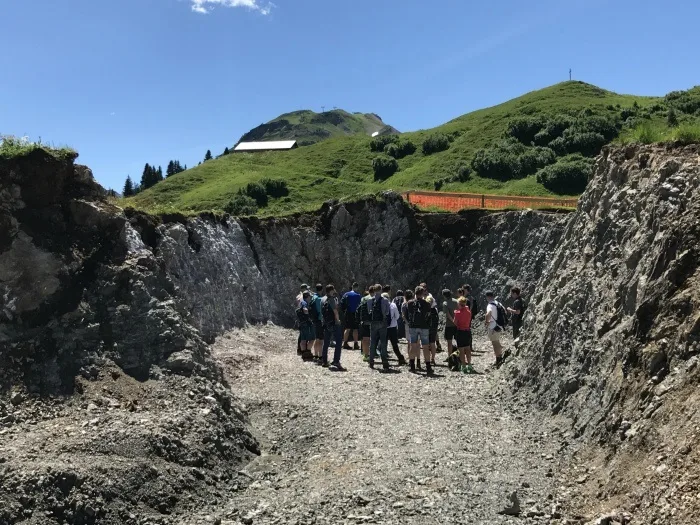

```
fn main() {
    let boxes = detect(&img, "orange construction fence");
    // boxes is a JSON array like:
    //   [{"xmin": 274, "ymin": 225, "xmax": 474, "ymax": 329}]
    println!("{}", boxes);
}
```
[{"xmin": 401, "ymin": 190, "xmax": 578, "ymax": 212}]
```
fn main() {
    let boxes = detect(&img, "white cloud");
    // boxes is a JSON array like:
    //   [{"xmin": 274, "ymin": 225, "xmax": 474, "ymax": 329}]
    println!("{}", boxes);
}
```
[{"xmin": 190, "ymin": 0, "xmax": 274, "ymax": 15}]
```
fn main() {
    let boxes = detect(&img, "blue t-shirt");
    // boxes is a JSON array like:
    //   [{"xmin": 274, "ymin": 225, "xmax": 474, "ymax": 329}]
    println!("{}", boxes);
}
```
[{"xmin": 342, "ymin": 290, "xmax": 362, "ymax": 313}]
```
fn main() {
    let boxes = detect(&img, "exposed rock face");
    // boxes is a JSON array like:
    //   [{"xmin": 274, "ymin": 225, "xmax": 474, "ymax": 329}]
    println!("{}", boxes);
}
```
[
  {"xmin": 510, "ymin": 144, "xmax": 700, "ymax": 523},
  {"xmin": 0, "ymin": 151, "xmax": 258, "ymax": 523}
]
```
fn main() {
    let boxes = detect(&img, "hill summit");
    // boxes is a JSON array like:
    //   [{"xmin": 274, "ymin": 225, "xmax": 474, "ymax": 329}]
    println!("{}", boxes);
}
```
[{"xmin": 238, "ymin": 109, "xmax": 399, "ymax": 147}]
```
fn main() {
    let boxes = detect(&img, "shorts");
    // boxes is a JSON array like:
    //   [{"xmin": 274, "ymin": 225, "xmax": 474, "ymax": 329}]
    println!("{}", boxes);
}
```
[
  {"xmin": 300, "ymin": 323, "xmax": 316, "ymax": 342},
  {"xmin": 314, "ymin": 320, "xmax": 324, "ymax": 340},
  {"xmin": 344, "ymin": 313, "xmax": 359, "ymax": 330},
  {"xmin": 456, "ymin": 330, "xmax": 472, "ymax": 348},
  {"xmin": 444, "ymin": 326, "xmax": 457, "ymax": 342},
  {"xmin": 360, "ymin": 324, "xmax": 371, "ymax": 339},
  {"xmin": 409, "ymin": 327, "xmax": 430, "ymax": 346},
  {"xmin": 429, "ymin": 328, "xmax": 437, "ymax": 344},
  {"xmin": 488, "ymin": 327, "xmax": 502, "ymax": 343}
]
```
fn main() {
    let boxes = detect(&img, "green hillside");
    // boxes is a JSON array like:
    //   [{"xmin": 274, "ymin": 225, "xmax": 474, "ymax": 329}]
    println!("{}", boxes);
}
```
[
  {"xmin": 126, "ymin": 82, "xmax": 700, "ymax": 217},
  {"xmin": 238, "ymin": 109, "xmax": 398, "ymax": 147}
]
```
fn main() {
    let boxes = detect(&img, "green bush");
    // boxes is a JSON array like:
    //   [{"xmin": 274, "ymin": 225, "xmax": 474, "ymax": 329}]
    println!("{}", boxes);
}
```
[
  {"xmin": 384, "ymin": 143, "xmax": 399, "ymax": 158},
  {"xmin": 372, "ymin": 155, "xmax": 399, "ymax": 181},
  {"xmin": 224, "ymin": 194, "xmax": 259, "ymax": 216},
  {"xmin": 533, "ymin": 115, "xmax": 574, "ymax": 146},
  {"xmin": 456, "ymin": 163, "xmax": 471, "ymax": 182},
  {"xmin": 665, "ymin": 88, "xmax": 700, "ymax": 115},
  {"xmin": 422, "ymin": 133, "xmax": 450, "ymax": 155},
  {"xmin": 471, "ymin": 139, "xmax": 553, "ymax": 181},
  {"xmin": 239, "ymin": 181, "xmax": 268, "ymax": 206},
  {"xmin": 518, "ymin": 146, "xmax": 557, "ymax": 174},
  {"xmin": 260, "ymin": 178, "xmax": 289, "ymax": 198},
  {"xmin": 536, "ymin": 155, "xmax": 593, "ymax": 194},
  {"xmin": 370, "ymin": 134, "xmax": 399, "ymax": 152},
  {"xmin": 507, "ymin": 116, "xmax": 545, "ymax": 144},
  {"xmin": 672, "ymin": 123, "xmax": 700, "ymax": 144},
  {"xmin": 396, "ymin": 139, "xmax": 417, "ymax": 158},
  {"xmin": 667, "ymin": 107, "xmax": 679, "ymax": 127}
]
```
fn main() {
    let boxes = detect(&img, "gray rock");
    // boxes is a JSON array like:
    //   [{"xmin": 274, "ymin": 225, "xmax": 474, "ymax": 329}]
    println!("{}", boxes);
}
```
[{"xmin": 498, "ymin": 491, "xmax": 521, "ymax": 516}]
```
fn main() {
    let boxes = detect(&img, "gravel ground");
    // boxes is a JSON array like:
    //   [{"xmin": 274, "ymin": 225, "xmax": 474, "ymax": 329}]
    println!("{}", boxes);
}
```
[{"xmin": 212, "ymin": 325, "xmax": 573, "ymax": 525}]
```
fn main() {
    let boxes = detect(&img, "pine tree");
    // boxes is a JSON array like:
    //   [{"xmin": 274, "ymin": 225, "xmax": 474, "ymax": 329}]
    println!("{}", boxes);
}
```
[
  {"xmin": 123, "ymin": 175, "xmax": 134, "ymax": 197},
  {"xmin": 223, "ymin": 147, "xmax": 230, "ymax": 156},
  {"xmin": 204, "ymin": 150, "xmax": 213, "ymax": 162},
  {"xmin": 157, "ymin": 166, "xmax": 163, "ymax": 181},
  {"xmin": 166, "ymin": 161, "xmax": 175, "ymax": 178},
  {"xmin": 667, "ymin": 107, "xmax": 678, "ymax": 127}
]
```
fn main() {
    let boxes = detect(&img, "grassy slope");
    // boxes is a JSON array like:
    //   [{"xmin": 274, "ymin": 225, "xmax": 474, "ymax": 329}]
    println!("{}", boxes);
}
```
[{"xmin": 126, "ymin": 82, "xmax": 661, "ymax": 216}]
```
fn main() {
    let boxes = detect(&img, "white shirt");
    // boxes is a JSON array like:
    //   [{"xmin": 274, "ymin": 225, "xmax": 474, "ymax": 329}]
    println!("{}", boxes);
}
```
[
  {"xmin": 486, "ymin": 302, "xmax": 498, "ymax": 330},
  {"xmin": 388, "ymin": 301, "xmax": 400, "ymax": 328}
]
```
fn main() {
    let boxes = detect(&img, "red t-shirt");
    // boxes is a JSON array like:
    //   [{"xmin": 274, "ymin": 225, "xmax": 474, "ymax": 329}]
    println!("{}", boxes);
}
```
[{"xmin": 453, "ymin": 306, "xmax": 472, "ymax": 331}]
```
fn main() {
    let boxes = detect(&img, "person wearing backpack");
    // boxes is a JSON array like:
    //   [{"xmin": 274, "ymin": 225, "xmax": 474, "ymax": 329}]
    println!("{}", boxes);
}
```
[
  {"xmin": 384, "ymin": 292, "xmax": 406, "ymax": 366},
  {"xmin": 296, "ymin": 291, "xmax": 316, "ymax": 361},
  {"xmin": 507, "ymin": 287, "xmax": 524, "ymax": 341},
  {"xmin": 357, "ymin": 289, "xmax": 372, "ymax": 362},
  {"xmin": 295, "ymin": 284, "xmax": 309, "ymax": 355},
  {"xmin": 320, "ymin": 284, "xmax": 346, "ymax": 371},
  {"xmin": 341, "ymin": 283, "xmax": 362, "ymax": 350},
  {"xmin": 484, "ymin": 290, "xmax": 506, "ymax": 368},
  {"xmin": 405, "ymin": 286, "xmax": 434, "ymax": 376},
  {"xmin": 310, "ymin": 283, "xmax": 324, "ymax": 361},
  {"xmin": 366, "ymin": 284, "xmax": 391, "ymax": 371},
  {"xmin": 393, "ymin": 290, "xmax": 406, "ymax": 340}
]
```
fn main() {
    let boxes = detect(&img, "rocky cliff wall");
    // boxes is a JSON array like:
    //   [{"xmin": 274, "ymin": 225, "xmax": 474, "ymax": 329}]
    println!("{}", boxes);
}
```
[
  {"xmin": 509, "ymin": 144, "xmax": 700, "ymax": 523},
  {"xmin": 145, "ymin": 194, "xmax": 568, "ymax": 332},
  {"xmin": 0, "ymin": 151, "xmax": 258, "ymax": 523}
]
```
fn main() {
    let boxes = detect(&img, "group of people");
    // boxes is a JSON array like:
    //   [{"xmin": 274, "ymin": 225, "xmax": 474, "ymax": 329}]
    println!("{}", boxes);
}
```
[{"xmin": 295, "ymin": 281, "xmax": 524, "ymax": 376}]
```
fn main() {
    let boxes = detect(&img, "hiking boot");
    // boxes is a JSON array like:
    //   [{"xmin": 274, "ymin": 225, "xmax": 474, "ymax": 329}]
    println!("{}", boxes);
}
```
[
  {"xmin": 430, "ymin": 360, "xmax": 436, "ymax": 367},
  {"xmin": 398, "ymin": 357, "xmax": 407, "ymax": 367},
  {"xmin": 502, "ymin": 349, "xmax": 512, "ymax": 362},
  {"xmin": 409, "ymin": 359, "xmax": 416, "ymax": 373},
  {"xmin": 321, "ymin": 361, "xmax": 329, "ymax": 368},
  {"xmin": 495, "ymin": 356, "xmax": 504, "ymax": 369},
  {"xmin": 331, "ymin": 362, "xmax": 346, "ymax": 372},
  {"xmin": 426, "ymin": 362, "xmax": 435, "ymax": 377},
  {"xmin": 368, "ymin": 360, "xmax": 375, "ymax": 369},
  {"xmin": 353, "ymin": 343, "xmax": 360, "ymax": 350},
  {"xmin": 362, "ymin": 355, "xmax": 369, "ymax": 363}
]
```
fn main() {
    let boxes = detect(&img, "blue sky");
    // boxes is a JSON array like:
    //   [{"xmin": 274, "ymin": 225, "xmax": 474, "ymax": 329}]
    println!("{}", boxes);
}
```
[{"xmin": 2, "ymin": 0, "xmax": 699, "ymax": 191}]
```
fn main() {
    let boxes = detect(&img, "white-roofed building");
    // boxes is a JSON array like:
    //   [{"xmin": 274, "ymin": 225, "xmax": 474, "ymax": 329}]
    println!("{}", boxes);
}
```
[{"xmin": 233, "ymin": 140, "xmax": 298, "ymax": 153}]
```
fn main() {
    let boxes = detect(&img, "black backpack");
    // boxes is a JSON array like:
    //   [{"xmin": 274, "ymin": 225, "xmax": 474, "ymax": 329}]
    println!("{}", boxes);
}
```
[
  {"xmin": 357, "ymin": 299, "xmax": 371, "ymax": 325},
  {"xmin": 296, "ymin": 305, "xmax": 310, "ymax": 325},
  {"xmin": 407, "ymin": 299, "xmax": 430, "ymax": 328},
  {"xmin": 370, "ymin": 297, "xmax": 386, "ymax": 323},
  {"xmin": 493, "ymin": 301, "xmax": 508, "ymax": 328},
  {"xmin": 322, "ymin": 299, "xmax": 336, "ymax": 326}
]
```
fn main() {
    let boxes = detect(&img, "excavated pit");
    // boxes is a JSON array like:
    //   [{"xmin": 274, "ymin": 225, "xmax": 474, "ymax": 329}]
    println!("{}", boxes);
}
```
[{"xmin": 1, "ymin": 144, "xmax": 700, "ymax": 524}]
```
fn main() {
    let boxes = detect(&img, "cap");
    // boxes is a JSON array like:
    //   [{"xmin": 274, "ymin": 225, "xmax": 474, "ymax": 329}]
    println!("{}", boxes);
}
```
[{"xmin": 300, "ymin": 283, "xmax": 309, "ymax": 291}]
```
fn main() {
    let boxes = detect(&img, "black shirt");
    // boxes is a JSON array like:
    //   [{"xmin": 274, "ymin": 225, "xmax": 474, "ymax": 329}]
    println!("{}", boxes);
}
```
[{"xmin": 512, "ymin": 297, "xmax": 524, "ymax": 324}]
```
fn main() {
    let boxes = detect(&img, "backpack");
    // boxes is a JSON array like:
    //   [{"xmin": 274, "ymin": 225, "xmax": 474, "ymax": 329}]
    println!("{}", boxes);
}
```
[
  {"xmin": 310, "ymin": 294, "xmax": 322, "ymax": 320},
  {"xmin": 407, "ymin": 299, "xmax": 430, "ymax": 327},
  {"xmin": 357, "ymin": 299, "xmax": 371, "ymax": 325},
  {"xmin": 492, "ymin": 301, "xmax": 508, "ymax": 328},
  {"xmin": 296, "ymin": 304, "xmax": 310, "ymax": 325},
  {"xmin": 393, "ymin": 296, "xmax": 405, "ymax": 310},
  {"xmin": 370, "ymin": 297, "xmax": 387, "ymax": 323},
  {"xmin": 322, "ymin": 299, "xmax": 336, "ymax": 326}
]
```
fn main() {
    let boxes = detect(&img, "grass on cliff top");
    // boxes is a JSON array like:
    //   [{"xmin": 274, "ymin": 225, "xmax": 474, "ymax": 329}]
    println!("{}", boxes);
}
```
[
  {"xmin": 0, "ymin": 136, "xmax": 76, "ymax": 161},
  {"xmin": 618, "ymin": 122, "xmax": 700, "ymax": 145},
  {"xmin": 125, "ymin": 81, "xmax": 661, "ymax": 216}
]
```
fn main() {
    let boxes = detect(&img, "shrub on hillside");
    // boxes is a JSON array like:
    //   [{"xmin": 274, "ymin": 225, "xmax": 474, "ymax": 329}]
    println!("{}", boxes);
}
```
[
  {"xmin": 421, "ymin": 133, "xmax": 450, "ymax": 155},
  {"xmin": 260, "ymin": 178, "xmax": 289, "ymax": 198},
  {"xmin": 533, "ymin": 115, "xmax": 574, "ymax": 146},
  {"xmin": 667, "ymin": 107, "xmax": 679, "ymax": 127},
  {"xmin": 665, "ymin": 88, "xmax": 700, "ymax": 115},
  {"xmin": 549, "ymin": 130, "xmax": 607, "ymax": 157},
  {"xmin": 536, "ymin": 155, "xmax": 593, "ymax": 194},
  {"xmin": 397, "ymin": 139, "xmax": 417, "ymax": 158},
  {"xmin": 239, "ymin": 182, "xmax": 268, "ymax": 207},
  {"xmin": 224, "ymin": 194, "xmax": 258, "ymax": 216},
  {"xmin": 384, "ymin": 143, "xmax": 399, "ymax": 158},
  {"xmin": 518, "ymin": 146, "xmax": 557, "ymax": 174},
  {"xmin": 370, "ymin": 134, "xmax": 399, "ymax": 152},
  {"xmin": 372, "ymin": 155, "xmax": 399, "ymax": 181},
  {"xmin": 507, "ymin": 116, "xmax": 546, "ymax": 144},
  {"xmin": 471, "ymin": 139, "xmax": 553, "ymax": 181}
]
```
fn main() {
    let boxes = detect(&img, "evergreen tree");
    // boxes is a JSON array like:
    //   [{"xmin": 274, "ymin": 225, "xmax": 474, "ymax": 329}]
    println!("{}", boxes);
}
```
[
  {"xmin": 204, "ymin": 150, "xmax": 213, "ymax": 162},
  {"xmin": 223, "ymin": 147, "xmax": 230, "ymax": 156},
  {"xmin": 157, "ymin": 166, "xmax": 163, "ymax": 181},
  {"xmin": 123, "ymin": 175, "xmax": 134, "ymax": 197},
  {"xmin": 166, "ymin": 160, "xmax": 175, "ymax": 177}
]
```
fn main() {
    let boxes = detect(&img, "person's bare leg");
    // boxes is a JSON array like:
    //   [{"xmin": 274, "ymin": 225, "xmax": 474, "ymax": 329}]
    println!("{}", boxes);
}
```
[
  {"xmin": 362, "ymin": 336, "xmax": 370, "ymax": 357},
  {"xmin": 314, "ymin": 339, "xmax": 323, "ymax": 357},
  {"xmin": 466, "ymin": 346, "xmax": 472, "ymax": 366},
  {"xmin": 492, "ymin": 340, "xmax": 503, "ymax": 358},
  {"xmin": 430, "ymin": 342, "xmax": 437, "ymax": 363},
  {"xmin": 459, "ymin": 347, "xmax": 467, "ymax": 366},
  {"xmin": 353, "ymin": 329, "xmax": 359, "ymax": 347}
]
